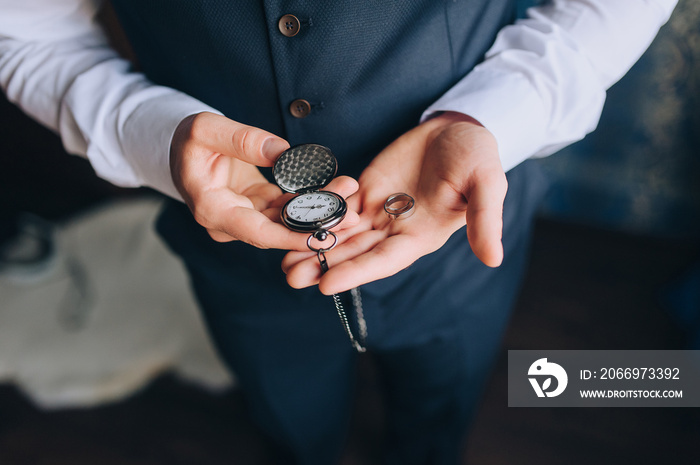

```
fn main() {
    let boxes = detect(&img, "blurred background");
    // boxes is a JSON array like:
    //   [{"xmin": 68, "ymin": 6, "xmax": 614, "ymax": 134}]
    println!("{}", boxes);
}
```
[{"xmin": 1, "ymin": 1, "xmax": 699, "ymax": 464}]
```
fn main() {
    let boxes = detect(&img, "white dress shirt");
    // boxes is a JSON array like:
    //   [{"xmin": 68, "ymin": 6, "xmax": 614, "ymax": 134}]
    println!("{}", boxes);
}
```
[{"xmin": 0, "ymin": 0, "xmax": 678, "ymax": 200}]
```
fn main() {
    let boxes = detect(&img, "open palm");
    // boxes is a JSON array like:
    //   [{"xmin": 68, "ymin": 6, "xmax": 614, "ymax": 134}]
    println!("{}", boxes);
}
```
[{"xmin": 282, "ymin": 112, "xmax": 508, "ymax": 294}]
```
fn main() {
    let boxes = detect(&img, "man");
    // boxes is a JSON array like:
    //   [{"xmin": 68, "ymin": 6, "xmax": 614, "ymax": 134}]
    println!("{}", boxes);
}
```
[{"xmin": 0, "ymin": 1, "xmax": 677, "ymax": 463}]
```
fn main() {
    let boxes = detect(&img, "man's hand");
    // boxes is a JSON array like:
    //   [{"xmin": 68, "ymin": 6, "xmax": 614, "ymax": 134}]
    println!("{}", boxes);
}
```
[
  {"xmin": 170, "ymin": 112, "xmax": 359, "ymax": 250},
  {"xmin": 281, "ymin": 112, "xmax": 507, "ymax": 294}
]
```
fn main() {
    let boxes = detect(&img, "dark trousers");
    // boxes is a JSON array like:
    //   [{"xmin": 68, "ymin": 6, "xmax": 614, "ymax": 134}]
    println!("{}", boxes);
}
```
[{"xmin": 157, "ymin": 161, "xmax": 547, "ymax": 465}]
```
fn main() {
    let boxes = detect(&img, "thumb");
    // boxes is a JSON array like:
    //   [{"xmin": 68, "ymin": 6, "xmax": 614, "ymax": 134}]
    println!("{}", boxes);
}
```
[
  {"xmin": 188, "ymin": 112, "xmax": 290, "ymax": 167},
  {"xmin": 465, "ymin": 169, "xmax": 507, "ymax": 268}
]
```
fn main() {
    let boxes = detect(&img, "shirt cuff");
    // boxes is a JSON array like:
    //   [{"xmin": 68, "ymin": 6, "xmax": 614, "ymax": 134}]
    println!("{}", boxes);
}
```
[
  {"xmin": 119, "ymin": 89, "xmax": 221, "ymax": 201},
  {"xmin": 421, "ymin": 66, "xmax": 550, "ymax": 173}
]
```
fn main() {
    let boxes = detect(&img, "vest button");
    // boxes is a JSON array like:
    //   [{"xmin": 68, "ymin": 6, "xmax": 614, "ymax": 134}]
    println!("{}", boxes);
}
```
[
  {"xmin": 278, "ymin": 14, "xmax": 301, "ymax": 37},
  {"xmin": 289, "ymin": 99, "xmax": 311, "ymax": 118}
]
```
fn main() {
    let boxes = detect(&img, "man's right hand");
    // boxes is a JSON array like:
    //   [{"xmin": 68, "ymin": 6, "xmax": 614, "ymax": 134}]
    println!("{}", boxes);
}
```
[{"xmin": 169, "ymin": 112, "xmax": 359, "ymax": 250}]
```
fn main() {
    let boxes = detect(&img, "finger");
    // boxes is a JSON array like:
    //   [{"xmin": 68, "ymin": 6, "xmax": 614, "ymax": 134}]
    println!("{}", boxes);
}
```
[
  {"xmin": 199, "ymin": 189, "xmax": 310, "ymax": 250},
  {"xmin": 267, "ymin": 191, "xmax": 297, "ymax": 209},
  {"xmin": 189, "ymin": 112, "xmax": 290, "ymax": 166},
  {"xmin": 323, "ymin": 176, "xmax": 359, "ymax": 199},
  {"xmin": 244, "ymin": 182, "xmax": 285, "ymax": 211},
  {"xmin": 280, "ymin": 218, "xmax": 378, "ymax": 276},
  {"xmin": 282, "ymin": 229, "xmax": 387, "ymax": 283},
  {"xmin": 464, "ymin": 171, "xmax": 508, "ymax": 267},
  {"xmin": 284, "ymin": 232, "xmax": 389, "ymax": 290},
  {"xmin": 335, "ymin": 210, "xmax": 361, "ymax": 231},
  {"xmin": 317, "ymin": 233, "xmax": 430, "ymax": 295},
  {"xmin": 225, "ymin": 206, "xmax": 313, "ymax": 250},
  {"xmin": 346, "ymin": 190, "xmax": 363, "ymax": 215},
  {"xmin": 206, "ymin": 228, "xmax": 237, "ymax": 243},
  {"xmin": 280, "ymin": 250, "xmax": 317, "ymax": 275}
]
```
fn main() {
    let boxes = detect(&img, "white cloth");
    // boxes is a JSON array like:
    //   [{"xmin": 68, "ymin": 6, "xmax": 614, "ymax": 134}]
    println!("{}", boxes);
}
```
[
  {"xmin": 0, "ymin": 0, "xmax": 677, "ymax": 196},
  {"xmin": 0, "ymin": 199, "xmax": 232, "ymax": 409}
]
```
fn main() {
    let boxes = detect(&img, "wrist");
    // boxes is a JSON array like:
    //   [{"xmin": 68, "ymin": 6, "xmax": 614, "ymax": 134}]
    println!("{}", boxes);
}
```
[
  {"xmin": 429, "ymin": 111, "xmax": 484, "ymax": 128},
  {"xmin": 422, "ymin": 111, "xmax": 496, "ymax": 154}
]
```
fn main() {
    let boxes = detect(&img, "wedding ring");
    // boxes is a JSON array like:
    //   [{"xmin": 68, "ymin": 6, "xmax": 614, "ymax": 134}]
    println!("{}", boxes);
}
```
[{"xmin": 384, "ymin": 193, "xmax": 415, "ymax": 220}]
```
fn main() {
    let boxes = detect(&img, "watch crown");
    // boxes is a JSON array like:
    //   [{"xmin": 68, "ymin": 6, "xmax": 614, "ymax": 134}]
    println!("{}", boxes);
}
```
[{"xmin": 312, "ymin": 228, "xmax": 328, "ymax": 242}]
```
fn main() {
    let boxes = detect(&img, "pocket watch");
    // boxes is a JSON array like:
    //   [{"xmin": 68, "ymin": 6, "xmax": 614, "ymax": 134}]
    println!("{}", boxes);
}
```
[
  {"xmin": 273, "ymin": 144, "xmax": 348, "ymax": 233},
  {"xmin": 272, "ymin": 143, "xmax": 366, "ymax": 352}
]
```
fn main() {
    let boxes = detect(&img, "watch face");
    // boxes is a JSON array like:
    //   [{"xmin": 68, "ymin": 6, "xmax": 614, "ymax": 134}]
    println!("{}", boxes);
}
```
[{"xmin": 282, "ymin": 191, "xmax": 347, "ymax": 232}]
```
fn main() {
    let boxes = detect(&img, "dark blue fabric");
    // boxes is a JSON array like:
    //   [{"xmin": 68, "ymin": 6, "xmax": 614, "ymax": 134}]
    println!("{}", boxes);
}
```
[
  {"xmin": 156, "ymin": 160, "xmax": 546, "ymax": 464},
  {"xmin": 110, "ymin": 0, "xmax": 516, "ymax": 178},
  {"xmin": 110, "ymin": 1, "xmax": 548, "ymax": 463}
]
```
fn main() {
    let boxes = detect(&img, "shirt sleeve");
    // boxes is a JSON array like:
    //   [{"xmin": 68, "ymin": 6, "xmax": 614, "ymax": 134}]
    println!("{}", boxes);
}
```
[
  {"xmin": 0, "ymin": 0, "xmax": 220, "ymax": 200},
  {"xmin": 422, "ymin": 0, "xmax": 678, "ymax": 172}
]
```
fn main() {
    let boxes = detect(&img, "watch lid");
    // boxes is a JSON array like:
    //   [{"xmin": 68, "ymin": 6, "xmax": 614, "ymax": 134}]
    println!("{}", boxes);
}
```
[{"xmin": 273, "ymin": 144, "xmax": 338, "ymax": 194}]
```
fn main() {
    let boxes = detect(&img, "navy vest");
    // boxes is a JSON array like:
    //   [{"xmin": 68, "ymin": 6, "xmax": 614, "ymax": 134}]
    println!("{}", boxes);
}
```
[
  {"xmin": 110, "ymin": 0, "xmax": 518, "ymax": 179},
  {"xmin": 113, "ymin": 0, "xmax": 548, "ymax": 352}
]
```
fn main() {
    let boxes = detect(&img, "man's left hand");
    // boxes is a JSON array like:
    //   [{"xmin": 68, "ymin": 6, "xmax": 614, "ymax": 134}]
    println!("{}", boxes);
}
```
[{"xmin": 281, "ymin": 112, "xmax": 508, "ymax": 295}]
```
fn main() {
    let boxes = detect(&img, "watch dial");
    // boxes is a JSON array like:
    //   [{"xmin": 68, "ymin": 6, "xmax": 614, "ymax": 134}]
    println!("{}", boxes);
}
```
[{"xmin": 286, "ymin": 192, "xmax": 342, "ymax": 223}]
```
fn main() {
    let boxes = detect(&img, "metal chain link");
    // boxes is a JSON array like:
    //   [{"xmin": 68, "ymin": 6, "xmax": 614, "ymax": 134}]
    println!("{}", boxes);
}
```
[
  {"xmin": 315, "ymin": 246, "xmax": 367, "ymax": 353},
  {"xmin": 350, "ymin": 287, "xmax": 367, "ymax": 342}
]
